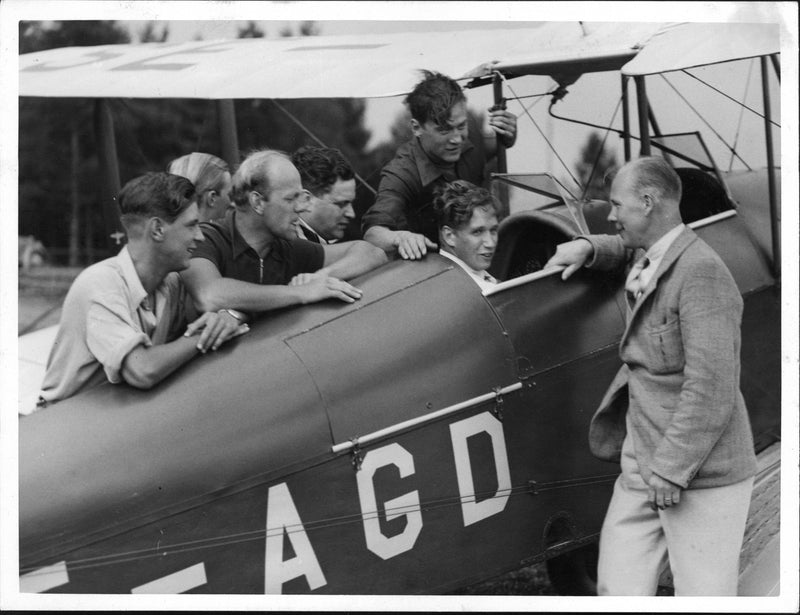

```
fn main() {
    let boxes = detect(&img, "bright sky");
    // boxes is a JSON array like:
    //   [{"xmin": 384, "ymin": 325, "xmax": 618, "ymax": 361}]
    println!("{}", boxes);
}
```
[
  {"xmin": 10, "ymin": 3, "xmax": 794, "ymax": 178},
  {"xmin": 112, "ymin": 14, "xmax": 785, "ymax": 182}
]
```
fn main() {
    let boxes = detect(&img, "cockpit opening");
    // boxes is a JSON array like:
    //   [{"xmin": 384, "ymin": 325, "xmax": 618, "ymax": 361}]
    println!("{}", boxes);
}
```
[
  {"xmin": 489, "ymin": 210, "xmax": 577, "ymax": 281},
  {"xmin": 675, "ymin": 167, "xmax": 734, "ymax": 224}
]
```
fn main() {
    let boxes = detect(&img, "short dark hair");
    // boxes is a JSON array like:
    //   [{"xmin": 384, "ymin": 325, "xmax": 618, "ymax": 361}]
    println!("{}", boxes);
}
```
[
  {"xmin": 291, "ymin": 146, "xmax": 354, "ymax": 197},
  {"xmin": 118, "ymin": 172, "xmax": 196, "ymax": 229},
  {"xmin": 405, "ymin": 70, "xmax": 466, "ymax": 128},
  {"xmin": 433, "ymin": 180, "xmax": 498, "ymax": 230}
]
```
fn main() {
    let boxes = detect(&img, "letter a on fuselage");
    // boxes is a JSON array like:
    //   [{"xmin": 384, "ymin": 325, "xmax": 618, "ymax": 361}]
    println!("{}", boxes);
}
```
[{"xmin": 264, "ymin": 482, "xmax": 326, "ymax": 594}]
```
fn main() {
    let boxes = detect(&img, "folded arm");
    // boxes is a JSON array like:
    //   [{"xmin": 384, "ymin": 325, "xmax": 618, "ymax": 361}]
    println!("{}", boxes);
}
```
[
  {"xmin": 317, "ymin": 240, "xmax": 388, "ymax": 279},
  {"xmin": 120, "ymin": 311, "xmax": 246, "ymax": 389},
  {"xmin": 182, "ymin": 258, "xmax": 363, "ymax": 314}
]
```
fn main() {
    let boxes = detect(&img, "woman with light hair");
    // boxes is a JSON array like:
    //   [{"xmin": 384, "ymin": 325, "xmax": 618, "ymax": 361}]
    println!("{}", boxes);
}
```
[{"xmin": 167, "ymin": 152, "xmax": 232, "ymax": 222}]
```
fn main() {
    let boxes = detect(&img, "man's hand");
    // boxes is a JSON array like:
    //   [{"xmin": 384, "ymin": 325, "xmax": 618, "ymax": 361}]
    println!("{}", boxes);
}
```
[
  {"xmin": 647, "ymin": 473, "xmax": 682, "ymax": 511},
  {"xmin": 393, "ymin": 230, "xmax": 437, "ymax": 260},
  {"xmin": 296, "ymin": 275, "xmax": 363, "ymax": 304},
  {"xmin": 488, "ymin": 108, "xmax": 517, "ymax": 148},
  {"xmin": 288, "ymin": 272, "xmax": 321, "ymax": 286},
  {"xmin": 544, "ymin": 238, "xmax": 594, "ymax": 280},
  {"xmin": 184, "ymin": 310, "xmax": 249, "ymax": 353}
]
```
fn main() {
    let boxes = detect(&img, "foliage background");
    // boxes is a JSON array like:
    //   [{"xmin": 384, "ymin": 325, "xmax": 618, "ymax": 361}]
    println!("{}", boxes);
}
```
[{"xmin": 18, "ymin": 20, "xmax": 614, "ymax": 267}]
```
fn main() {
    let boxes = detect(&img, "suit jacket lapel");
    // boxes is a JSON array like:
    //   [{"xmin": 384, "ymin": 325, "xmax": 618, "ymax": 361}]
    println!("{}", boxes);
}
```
[{"xmin": 621, "ymin": 227, "xmax": 697, "ymax": 343}]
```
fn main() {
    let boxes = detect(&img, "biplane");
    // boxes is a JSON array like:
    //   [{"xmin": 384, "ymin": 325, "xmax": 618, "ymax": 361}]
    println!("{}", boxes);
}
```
[{"xmin": 15, "ymin": 20, "xmax": 785, "ymax": 597}]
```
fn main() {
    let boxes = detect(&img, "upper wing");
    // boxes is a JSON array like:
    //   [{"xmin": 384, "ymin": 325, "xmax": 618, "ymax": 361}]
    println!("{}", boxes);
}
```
[
  {"xmin": 19, "ymin": 22, "xmax": 667, "ymax": 99},
  {"xmin": 622, "ymin": 22, "xmax": 781, "ymax": 76}
]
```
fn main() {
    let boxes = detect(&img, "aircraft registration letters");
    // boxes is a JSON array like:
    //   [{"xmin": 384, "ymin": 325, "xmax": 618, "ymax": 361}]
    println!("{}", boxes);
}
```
[{"xmin": 23, "ymin": 408, "xmax": 519, "ymax": 594}]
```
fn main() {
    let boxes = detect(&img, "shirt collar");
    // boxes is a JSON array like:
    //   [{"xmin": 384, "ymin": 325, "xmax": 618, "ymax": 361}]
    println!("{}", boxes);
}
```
[
  {"xmin": 439, "ymin": 248, "xmax": 496, "ymax": 291},
  {"xmin": 297, "ymin": 217, "xmax": 334, "ymax": 244},
  {"xmin": 645, "ymin": 223, "xmax": 686, "ymax": 265},
  {"xmin": 117, "ymin": 245, "xmax": 148, "ymax": 309},
  {"xmin": 411, "ymin": 136, "xmax": 474, "ymax": 188},
  {"xmin": 222, "ymin": 209, "xmax": 255, "ymax": 260}
]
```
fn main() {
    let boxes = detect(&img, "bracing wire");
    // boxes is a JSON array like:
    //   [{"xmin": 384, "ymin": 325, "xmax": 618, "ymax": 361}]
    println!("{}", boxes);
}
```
[
  {"xmin": 20, "ymin": 474, "xmax": 618, "ymax": 576},
  {"xmin": 728, "ymin": 60, "xmax": 755, "ymax": 172},
  {"xmin": 502, "ymin": 77, "xmax": 582, "ymax": 188},
  {"xmin": 269, "ymin": 99, "xmax": 377, "ymax": 196},
  {"xmin": 682, "ymin": 68, "xmax": 780, "ymax": 128},
  {"xmin": 659, "ymin": 74, "xmax": 752, "ymax": 171},
  {"xmin": 507, "ymin": 91, "xmax": 554, "ymax": 102}
]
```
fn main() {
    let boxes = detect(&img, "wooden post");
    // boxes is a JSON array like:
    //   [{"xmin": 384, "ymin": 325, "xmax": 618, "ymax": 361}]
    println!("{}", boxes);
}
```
[
  {"xmin": 217, "ymin": 99, "xmax": 240, "ymax": 170},
  {"xmin": 93, "ymin": 99, "xmax": 124, "ymax": 252}
]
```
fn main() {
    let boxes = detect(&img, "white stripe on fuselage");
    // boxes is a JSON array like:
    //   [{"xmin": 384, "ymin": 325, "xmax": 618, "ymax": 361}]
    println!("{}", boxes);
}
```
[
  {"xmin": 131, "ymin": 562, "xmax": 207, "ymax": 594},
  {"xmin": 19, "ymin": 560, "xmax": 69, "ymax": 593}
]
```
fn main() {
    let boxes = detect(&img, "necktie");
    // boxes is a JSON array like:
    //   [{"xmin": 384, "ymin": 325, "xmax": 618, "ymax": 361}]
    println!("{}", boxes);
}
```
[
  {"xmin": 625, "ymin": 256, "xmax": 650, "ymax": 308},
  {"xmin": 483, "ymin": 272, "xmax": 498, "ymax": 285}
]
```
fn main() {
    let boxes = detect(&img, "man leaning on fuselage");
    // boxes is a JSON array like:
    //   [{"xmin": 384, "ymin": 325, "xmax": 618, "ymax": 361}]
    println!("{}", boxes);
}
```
[
  {"xmin": 361, "ymin": 70, "xmax": 517, "ymax": 261},
  {"xmin": 181, "ymin": 149, "xmax": 387, "ymax": 319},
  {"xmin": 291, "ymin": 145, "xmax": 357, "ymax": 244},
  {"xmin": 36, "ymin": 173, "xmax": 247, "ymax": 409},
  {"xmin": 545, "ymin": 157, "xmax": 756, "ymax": 596}
]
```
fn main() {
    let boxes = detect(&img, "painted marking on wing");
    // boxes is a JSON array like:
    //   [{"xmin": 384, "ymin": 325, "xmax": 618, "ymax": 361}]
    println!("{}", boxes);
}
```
[
  {"xmin": 19, "ymin": 560, "xmax": 69, "ymax": 593},
  {"xmin": 131, "ymin": 562, "xmax": 207, "ymax": 594}
]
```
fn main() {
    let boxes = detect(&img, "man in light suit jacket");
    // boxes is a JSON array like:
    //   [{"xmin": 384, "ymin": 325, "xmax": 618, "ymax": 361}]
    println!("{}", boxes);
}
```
[{"xmin": 545, "ymin": 156, "xmax": 757, "ymax": 596}]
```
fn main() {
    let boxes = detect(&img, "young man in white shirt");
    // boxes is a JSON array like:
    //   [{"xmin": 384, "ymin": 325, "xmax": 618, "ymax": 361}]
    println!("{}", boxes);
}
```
[
  {"xmin": 433, "ymin": 180, "xmax": 499, "ymax": 292},
  {"xmin": 38, "ymin": 172, "xmax": 247, "ymax": 407}
]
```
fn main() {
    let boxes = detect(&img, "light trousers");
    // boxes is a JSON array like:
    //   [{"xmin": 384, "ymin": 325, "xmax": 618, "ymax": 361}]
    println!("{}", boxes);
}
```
[{"xmin": 597, "ymin": 434, "xmax": 754, "ymax": 596}]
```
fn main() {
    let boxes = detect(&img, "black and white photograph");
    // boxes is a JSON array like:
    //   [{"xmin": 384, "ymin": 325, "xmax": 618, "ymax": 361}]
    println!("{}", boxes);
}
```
[{"xmin": 1, "ymin": 1, "xmax": 798, "ymax": 611}]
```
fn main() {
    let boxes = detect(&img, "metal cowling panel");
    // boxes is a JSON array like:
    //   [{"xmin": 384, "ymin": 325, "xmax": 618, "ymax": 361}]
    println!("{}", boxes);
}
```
[
  {"xmin": 19, "ymin": 325, "xmax": 330, "ymax": 564},
  {"xmin": 286, "ymin": 256, "xmax": 518, "ymax": 445}
]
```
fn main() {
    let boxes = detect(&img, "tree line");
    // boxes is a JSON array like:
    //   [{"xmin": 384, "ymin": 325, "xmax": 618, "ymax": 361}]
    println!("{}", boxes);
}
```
[
  {"xmin": 18, "ymin": 21, "xmax": 401, "ymax": 265},
  {"xmin": 18, "ymin": 20, "xmax": 615, "ymax": 266}
]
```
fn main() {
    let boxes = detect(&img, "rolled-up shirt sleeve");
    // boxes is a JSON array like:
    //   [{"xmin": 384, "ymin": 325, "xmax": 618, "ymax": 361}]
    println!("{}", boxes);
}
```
[
  {"xmin": 86, "ymin": 293, "xmax": 152, "ymax": 384},
  {"xmin": 361, "ymin": 171, "xmax": 414, "ymax": 233}
]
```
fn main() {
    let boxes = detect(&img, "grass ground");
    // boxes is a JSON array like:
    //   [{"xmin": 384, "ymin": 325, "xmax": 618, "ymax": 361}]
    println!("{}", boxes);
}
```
[{"xmin": 455, "ymin": 562, "xmax": 557, "ymax": 595}]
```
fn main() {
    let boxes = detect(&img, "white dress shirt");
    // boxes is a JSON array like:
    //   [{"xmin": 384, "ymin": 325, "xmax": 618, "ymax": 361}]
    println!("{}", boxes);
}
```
[
  {"xmin": 640, "ymin": 223, "xmax": 686, "ymax": 290},
  {"xmin": 439, "ymin": 249, "xmax": 498, "ymax": 292}
]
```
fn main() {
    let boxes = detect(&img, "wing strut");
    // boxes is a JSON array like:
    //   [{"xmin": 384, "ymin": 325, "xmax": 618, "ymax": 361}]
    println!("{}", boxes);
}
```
[
  {"xmin": 492, "ymin": 72, "xmax": 508, "ymax": 174},
  {"xmin": 634, "ymin": 76, "xmax": 651, "ymax": 156},
  {"xmin": 621, "ymin": 75, "xmax": 632, "ymax": 161},
  {"xmin": 216, "ymin": 100, "xmax": 240, "ymax": 169},
  {"xmin": 760, "ymin": 55, "xmax": 779, "ymax": 280}
]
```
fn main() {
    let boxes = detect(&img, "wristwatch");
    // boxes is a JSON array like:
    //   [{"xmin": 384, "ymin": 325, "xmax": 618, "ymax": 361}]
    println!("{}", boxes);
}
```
[{"xmin": 220, "ymin": 308, "xmax": 247, "ymax": 323}]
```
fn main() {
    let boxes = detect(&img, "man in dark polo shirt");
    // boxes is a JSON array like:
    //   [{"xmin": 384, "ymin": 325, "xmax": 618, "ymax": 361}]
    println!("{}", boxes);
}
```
[
  {"xmin": 181, "ymin": 149, "xmax": 386, "ymax": 318},
  {"xmin": 362, "ymin": 70, "xmax": 517, "ymax": 260}
]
